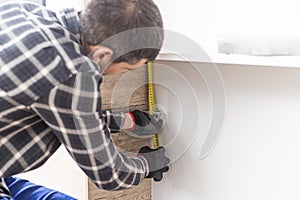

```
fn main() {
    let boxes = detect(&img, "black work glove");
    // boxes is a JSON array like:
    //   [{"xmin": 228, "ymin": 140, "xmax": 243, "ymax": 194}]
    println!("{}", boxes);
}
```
[
  {"xmin": 138, "ymin": 146, "xmax": 170, "ymax": 182},
  {"xmin": 127, "ymin": 110, "xmax": 163, "ymax": 137}
]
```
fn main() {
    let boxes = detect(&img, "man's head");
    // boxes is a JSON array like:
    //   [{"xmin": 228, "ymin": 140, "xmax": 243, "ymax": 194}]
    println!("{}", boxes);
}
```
[{"xmin": 80, "ymin": 0, "xmax": 163, "ymax": 75}]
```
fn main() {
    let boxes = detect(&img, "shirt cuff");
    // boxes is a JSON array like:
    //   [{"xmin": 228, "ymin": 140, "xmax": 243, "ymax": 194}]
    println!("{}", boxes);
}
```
[
  {"xmin": 101, "ymin": 110, "xmax": 125, "ymax": 133},
  {"xmin": 138, "ymin": 155, "xmax": 150, "ymax": 178}
]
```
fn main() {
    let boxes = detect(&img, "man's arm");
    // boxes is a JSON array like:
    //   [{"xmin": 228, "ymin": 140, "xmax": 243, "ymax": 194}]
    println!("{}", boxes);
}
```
[
  {"xmin": 101, "ymin": 110, "xmax": 135, "ymax": 133},
  {"xmin": 31, "ymin": 69, "xmax": 148, "ymax": 190}
]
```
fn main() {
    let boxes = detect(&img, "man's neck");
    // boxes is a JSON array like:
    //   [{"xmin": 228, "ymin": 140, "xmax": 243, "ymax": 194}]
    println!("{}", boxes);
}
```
[{"xmin": 80, "ymin": 34, "xmax": 91, "ymax": 54}]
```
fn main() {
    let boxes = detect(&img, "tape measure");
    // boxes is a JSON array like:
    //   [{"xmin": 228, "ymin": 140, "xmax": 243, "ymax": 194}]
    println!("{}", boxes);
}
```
[{"xmin": 148, "ymin": 61, "xmax": 159, "ymax": 149}]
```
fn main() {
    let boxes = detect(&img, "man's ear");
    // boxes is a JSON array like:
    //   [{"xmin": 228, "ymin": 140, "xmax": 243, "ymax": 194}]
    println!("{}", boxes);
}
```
[{"xmin": 91, "ymin": 45, "xmax": 113, "ymax": 66}]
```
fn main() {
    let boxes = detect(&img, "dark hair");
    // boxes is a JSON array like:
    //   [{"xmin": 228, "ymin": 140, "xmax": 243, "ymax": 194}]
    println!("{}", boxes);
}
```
[{"xmin": 80, "ymin": 0, "xmax": 164, "ymax": 64}]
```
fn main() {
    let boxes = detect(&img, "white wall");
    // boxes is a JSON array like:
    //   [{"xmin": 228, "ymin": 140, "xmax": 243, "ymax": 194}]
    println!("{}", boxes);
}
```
[
  {"xmin": 18, "ymin": 147, "xmax": 88, "ymax": 200},
  {"xmin": 153, "ymin": 60, "xmax": 300, "ymax": 200},
  {"xmin": 46, "ymin": 0, "xmax": 83, "ymax": 12},
  {"xmin": 153, "ymin": 0, "xmax": 300, "ymax": 55}
]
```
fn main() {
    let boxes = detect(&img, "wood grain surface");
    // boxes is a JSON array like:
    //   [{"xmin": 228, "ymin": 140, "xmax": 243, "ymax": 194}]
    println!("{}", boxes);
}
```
[{"xmin": 88, "ymin": 66, "xmax": 152, "ymax": 200}]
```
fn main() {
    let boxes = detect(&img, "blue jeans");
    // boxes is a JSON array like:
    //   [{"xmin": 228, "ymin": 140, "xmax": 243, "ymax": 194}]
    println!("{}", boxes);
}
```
[{"xmin": 1, "ymin": 177, "xmax": 76, "ymax": 200}]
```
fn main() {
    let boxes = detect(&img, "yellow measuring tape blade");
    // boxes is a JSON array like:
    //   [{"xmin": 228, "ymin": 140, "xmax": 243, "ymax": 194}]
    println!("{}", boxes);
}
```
[{"xmin": 148, "ymin": 61, "xmax": 159, "ymax": 149}]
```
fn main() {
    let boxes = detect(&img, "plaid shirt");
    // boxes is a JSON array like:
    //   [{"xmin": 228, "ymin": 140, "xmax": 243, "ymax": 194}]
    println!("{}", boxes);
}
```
[{"xmin": 0, "ymin": 2, "xmax": 148, "ymax": 197}]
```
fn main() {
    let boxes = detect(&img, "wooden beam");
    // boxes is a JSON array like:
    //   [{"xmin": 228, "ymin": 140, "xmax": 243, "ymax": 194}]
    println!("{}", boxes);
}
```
[{"xmin": 88, "ymin": 66, "xmax": 151, "ymax": 200}]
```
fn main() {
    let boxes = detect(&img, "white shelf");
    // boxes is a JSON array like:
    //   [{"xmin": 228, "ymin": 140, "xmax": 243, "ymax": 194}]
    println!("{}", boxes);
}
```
[{"xmin": 157, "ymin": 52, "xmax": 300, "ymax": 69}]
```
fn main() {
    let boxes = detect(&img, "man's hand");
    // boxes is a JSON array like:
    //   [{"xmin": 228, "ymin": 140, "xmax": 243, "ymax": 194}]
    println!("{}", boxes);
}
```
[
  {"xmin": 138, "ymin": 146, "xmax": 170, "ymax": 182},
  {"xmin": 123, "ymin": 110, "xmax": 163, "ymax": 138}
]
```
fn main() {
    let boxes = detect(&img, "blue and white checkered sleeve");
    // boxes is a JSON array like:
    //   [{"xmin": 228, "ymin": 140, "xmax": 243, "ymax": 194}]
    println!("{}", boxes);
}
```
[
  {"xmin": 31, "ymin": 63, "xmax": 148, "ymax": 190},
  {"xmin": 101, "ymin": 110, "xmax": 126, "ymax": 133}
]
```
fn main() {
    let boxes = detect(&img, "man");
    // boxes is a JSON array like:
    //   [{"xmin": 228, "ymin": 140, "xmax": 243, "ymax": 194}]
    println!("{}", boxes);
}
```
[{"xmin": 0, "ymin": 0, "xmax": 169, "ymax": 198}]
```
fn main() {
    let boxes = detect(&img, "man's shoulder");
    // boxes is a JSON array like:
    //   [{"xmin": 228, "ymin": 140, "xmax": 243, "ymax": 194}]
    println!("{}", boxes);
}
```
[
  {"xmin": 0, "ymin": 1, "xmax": 82, "ymax": 61},
  {"xmin": 0, "ymin": 1, "xmax": 61, "ymax": 40},
  {"xmin": 0, "ymin": 1, "xmax": 54, "ymax": 18},
  {"xmin": 0, "ymin": 1, "xmax": 79, "ymax": 37}
]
